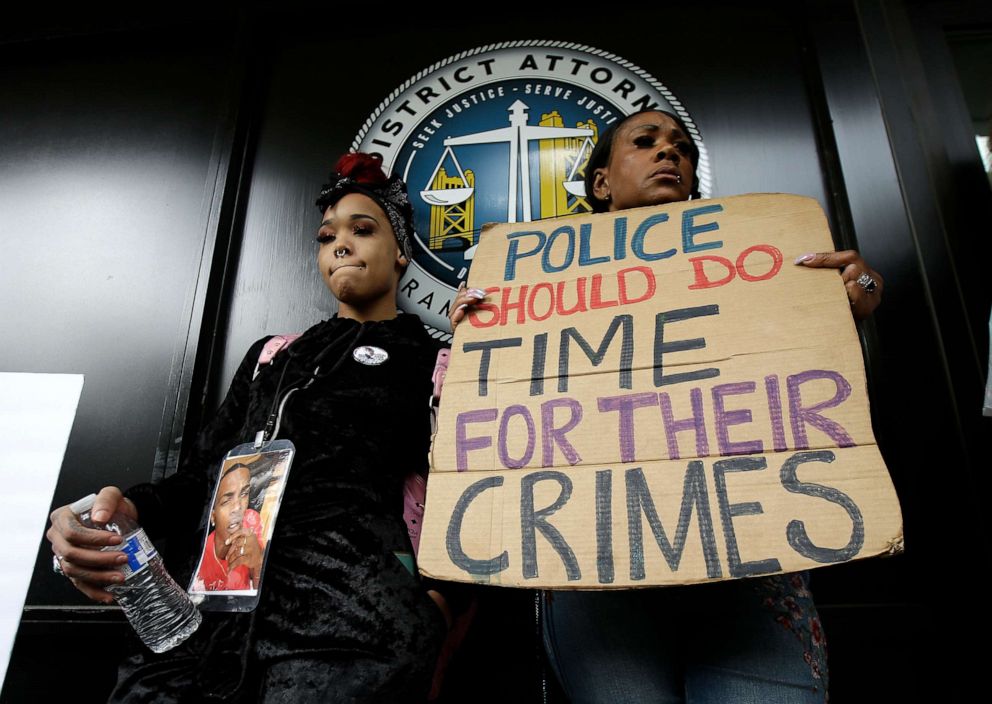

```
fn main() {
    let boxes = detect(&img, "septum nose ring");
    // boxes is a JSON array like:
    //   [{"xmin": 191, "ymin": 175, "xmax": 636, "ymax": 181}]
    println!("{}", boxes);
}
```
[{"xmin": 335, "ymin": 247, "xmax": 349, "ymax": 258}]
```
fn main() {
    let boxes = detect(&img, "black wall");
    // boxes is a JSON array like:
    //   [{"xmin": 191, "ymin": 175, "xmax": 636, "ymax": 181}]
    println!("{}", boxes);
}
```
[{"xmin": 0, "ymin": 26, "xmax": 240, "ymax": 582}]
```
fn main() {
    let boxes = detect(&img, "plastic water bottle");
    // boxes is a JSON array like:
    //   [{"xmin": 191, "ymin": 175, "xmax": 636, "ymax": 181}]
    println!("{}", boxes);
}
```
[{"xmin": 71, "ymin": 493, "xmax": 201, "ymax": 653}]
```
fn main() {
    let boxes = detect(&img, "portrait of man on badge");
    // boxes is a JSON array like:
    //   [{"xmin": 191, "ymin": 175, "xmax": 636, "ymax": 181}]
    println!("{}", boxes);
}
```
[{"xmin": 190, "ymin": 449, "xmax": 290, "ymax": 595}]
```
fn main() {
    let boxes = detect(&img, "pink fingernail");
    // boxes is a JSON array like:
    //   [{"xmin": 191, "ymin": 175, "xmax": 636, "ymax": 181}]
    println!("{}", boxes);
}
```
[
  {"xmin": 468, "ymin": 289, "xmax": 487, "ymax": 299},
  {"xmin": 794, "ymin": 254, "xmax": 815, "ymax": 264},
  {"xmin": 456, "ymin": 304, "xmax": 467, "ymax": 312}
]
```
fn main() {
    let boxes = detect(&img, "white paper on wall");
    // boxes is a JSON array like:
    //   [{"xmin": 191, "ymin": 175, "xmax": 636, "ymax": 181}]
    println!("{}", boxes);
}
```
[{"xmin": 0, "ymin": 373, "xmax": 84, "ymax": 689}]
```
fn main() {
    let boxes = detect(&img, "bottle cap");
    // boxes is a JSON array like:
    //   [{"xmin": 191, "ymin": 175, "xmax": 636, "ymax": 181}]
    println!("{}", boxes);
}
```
[{"xmin": 69, "ymin": 493, "xmax": 96, "ymax": 515}]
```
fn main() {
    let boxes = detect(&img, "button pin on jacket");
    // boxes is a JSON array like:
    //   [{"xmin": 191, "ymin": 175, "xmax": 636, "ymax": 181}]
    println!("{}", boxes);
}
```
[{"xmin": 353, "ymin": 345, "xmax": 389, "ymax": 366}]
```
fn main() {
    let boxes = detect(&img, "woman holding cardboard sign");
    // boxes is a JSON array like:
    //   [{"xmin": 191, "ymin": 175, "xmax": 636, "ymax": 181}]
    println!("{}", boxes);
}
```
[{"xmin": 450, "ymin": 109, "xmax": 884, "ymax": 703}]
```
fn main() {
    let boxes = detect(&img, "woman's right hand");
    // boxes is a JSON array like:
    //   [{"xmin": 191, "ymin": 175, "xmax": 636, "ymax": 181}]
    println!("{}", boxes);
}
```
[
  {"xmin": 46, "ymin": 486, "xmax": 139, "ymax": 604},
  {"xmin": 449, "ymin": 282, "xmax": 489, "ymax": 332}
]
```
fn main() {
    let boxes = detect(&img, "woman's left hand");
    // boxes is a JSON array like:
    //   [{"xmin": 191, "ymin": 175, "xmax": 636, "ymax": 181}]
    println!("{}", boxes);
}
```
[{"xmin": 795, "ymin": 250, "xmax": 883, "ymax": 321}]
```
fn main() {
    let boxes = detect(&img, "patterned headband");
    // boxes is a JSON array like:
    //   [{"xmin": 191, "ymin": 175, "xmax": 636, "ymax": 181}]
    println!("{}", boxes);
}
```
[{"xmin": 315, "ymin": 157, "xmax": 415, "ymax": 262}]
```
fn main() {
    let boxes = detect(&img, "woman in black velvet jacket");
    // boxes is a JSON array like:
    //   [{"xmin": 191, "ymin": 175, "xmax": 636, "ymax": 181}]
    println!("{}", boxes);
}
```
[{"xmin": 47, "ymin": 153, "xmax": 451, "ymax": 703}]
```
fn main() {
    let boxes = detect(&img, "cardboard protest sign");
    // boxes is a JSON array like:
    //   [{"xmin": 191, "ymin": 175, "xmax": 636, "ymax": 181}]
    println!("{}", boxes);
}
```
[{"xmin": 419, "ymin": 194, "xmax": 903, "ymax": 588}]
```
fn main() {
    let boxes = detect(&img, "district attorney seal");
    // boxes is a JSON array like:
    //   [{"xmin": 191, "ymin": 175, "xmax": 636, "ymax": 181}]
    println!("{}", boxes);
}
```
[{"xmin": 353, "ymin": 40, "xmax": 712, "ymax": 338}]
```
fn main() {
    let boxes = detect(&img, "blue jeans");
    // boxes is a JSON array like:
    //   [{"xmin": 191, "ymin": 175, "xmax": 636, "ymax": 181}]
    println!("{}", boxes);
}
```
[{"xmin": 542, "ymin": 573, "xmax": 828, "ymax": 704}]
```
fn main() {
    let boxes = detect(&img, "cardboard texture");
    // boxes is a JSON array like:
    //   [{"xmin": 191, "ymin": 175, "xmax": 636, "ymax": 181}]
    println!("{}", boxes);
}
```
[{"xmin": 420, "ymin": 194, "xmax": 903, "ymax": 588}]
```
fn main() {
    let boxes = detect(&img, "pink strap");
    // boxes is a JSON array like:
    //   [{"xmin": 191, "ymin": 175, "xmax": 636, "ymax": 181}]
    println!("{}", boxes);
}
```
[
  {"xmin": 403, "ymin": 472, "xmax": 427, "ymax": 555},
  {"xmin": 432, "ymin": 348, "xmax": 450, "ymax": 400},
  {"xmin": 411, "ymin": 349, "xmax": 451, "ymax": 555},
  {"xmin": 429, "ymin": 348, "xmax": 450, "ymax": 437},
  {"xmin": 258, "ymin": 334, "xmax": 302, "ymax": 365}
]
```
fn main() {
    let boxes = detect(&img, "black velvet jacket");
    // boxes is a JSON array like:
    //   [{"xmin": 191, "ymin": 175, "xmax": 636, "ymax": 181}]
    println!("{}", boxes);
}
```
[{"xmin": 115, "ymin": 314, "xmax": 448, "ymax": 703}]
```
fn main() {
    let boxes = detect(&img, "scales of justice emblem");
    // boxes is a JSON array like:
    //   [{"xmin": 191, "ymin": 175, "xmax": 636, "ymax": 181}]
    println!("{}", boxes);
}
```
[
  {"xmin": 415, "ymin": 98, "xmax": 596, "ymax": 275},
  {"xmin": 352, "ymin": 41, "xmax": 711, "ymax": 337}
]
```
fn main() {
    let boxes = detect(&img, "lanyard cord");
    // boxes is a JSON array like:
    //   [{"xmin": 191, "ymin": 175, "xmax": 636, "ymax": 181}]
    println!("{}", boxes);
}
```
[{"xmin": 255, "ymin": 323, "xmax": 368, "ymax": 446}]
